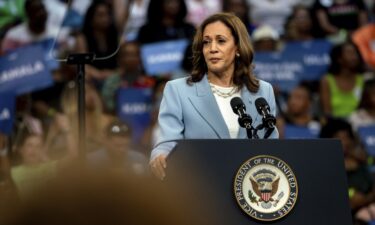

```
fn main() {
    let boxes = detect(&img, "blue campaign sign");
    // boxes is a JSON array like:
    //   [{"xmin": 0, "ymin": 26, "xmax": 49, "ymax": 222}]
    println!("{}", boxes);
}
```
[
  {"xmin": 254, "ymin": 40, "xmax": 332, "ymax": 92},
  {"xmin": 0, "ymin": 92, "xmax": 15, "ymax": 135},
  {"xmin": 254, "ymin": 52, "xmax": 302, "ymax": 92},
  {"xmin": 117, "ymin": 88, "xmax": 153, "ymax": 142},
  {"xmin": 35, "ymin": 38, "xmax": 60, "ymax": 71},
  {"xmin": 141, "ymin": 39, "xmax": 189, "ymax": 75},
  {"xmin": 357, "ymin": 125, "xmax": 375, "ymax": 156},
  {"xmin": 283, "ymin": 124, "xmax": 319, "ymax": 139},
  {"xmin": 283, "ymin": 40, "xmax": 332, "ymax": 81},
  {"xmin": 0, "ymin": 44, "xmax": 53, "ymax": 95}
]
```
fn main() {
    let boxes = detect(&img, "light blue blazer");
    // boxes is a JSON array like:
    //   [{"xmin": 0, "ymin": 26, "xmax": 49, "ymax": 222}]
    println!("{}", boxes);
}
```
[{"xmin": 150, "ymin": 76, "xmax": 279, "ymax": 160}]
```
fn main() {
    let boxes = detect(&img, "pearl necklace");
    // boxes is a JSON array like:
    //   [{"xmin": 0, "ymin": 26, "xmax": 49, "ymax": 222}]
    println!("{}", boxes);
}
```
[{"xmin": 209, "ymin": 82, "xmax": 237, "ymax": 98}]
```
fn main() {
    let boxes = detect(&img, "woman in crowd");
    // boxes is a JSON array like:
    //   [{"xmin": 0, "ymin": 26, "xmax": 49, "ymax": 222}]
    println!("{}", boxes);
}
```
[
  {"xmin": 136, "ymin": 0, "xmax": 195, "ymax": 44},
  {"xmin": 320, "ymin": 41, "xmax": 366, "ymax": 118},
  {"xmin": 75, "ymin": 0, "xmax": 119, "ymax": 83},
  {"xmin": 283, "ymin": 4, "xmax": 316, "ymax": 41}
]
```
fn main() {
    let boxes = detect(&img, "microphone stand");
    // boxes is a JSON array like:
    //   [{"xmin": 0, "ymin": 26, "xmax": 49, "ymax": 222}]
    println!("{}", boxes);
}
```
[
  {"xmin": 238, "ymin": 114, "xmax": 255, "ymax": 139},
  {"xmin": 253, "ymin": 115, "xmax": 276, "ymax": 139},
  {"xmin": 67, "ymin": 53, "xmax": 95, "ymax": 160}
]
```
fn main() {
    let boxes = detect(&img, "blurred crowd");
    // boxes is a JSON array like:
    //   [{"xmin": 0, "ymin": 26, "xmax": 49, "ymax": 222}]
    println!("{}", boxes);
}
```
[{"xmin": 0, "ymin": 0, "xmax": 375, "ymax": 224}]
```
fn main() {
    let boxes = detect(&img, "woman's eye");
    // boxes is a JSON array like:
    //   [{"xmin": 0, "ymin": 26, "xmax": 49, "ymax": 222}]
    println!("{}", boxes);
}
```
[
  {"xmin": 203, "ymin": 40, "xmax": 210, "ymax": 45},
  {"xmin": 218, "ymin": 39, "xmax": 226, "ymax": 44}
]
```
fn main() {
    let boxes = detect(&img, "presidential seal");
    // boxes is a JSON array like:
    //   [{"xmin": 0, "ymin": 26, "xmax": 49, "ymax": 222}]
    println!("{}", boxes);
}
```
[{"xmin": 233, "ymin": 155, "xmax": 298, "ymax": 221}]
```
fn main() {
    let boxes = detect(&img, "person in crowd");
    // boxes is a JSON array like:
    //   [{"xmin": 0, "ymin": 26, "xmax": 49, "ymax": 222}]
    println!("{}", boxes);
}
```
[
  {"xmin": 149, "ymin": 13, "xmax": 279, "ymax": 179},
  {"xmin": 277, "ymin": 83, "xmax": 321, "ymax": 138},
  {"xmin": 75, "ymin": 0, "xmax": 119, "ymax": 83},
  {"xmin": 10, "ymin": 124, "xmax": 76, "ymax": 201},
  {"xmin": 222, "ymin": 0, "xmax": 255, "ymax": 34},
  {"xmin": 114, "ymin": 0, "xmax": 150, "ymax": 41},
  {"xmin": 283, "ymin": 4, "xmax": 316, "ymax": 41},
  {"xmin": 319, "ymin": 118, "xmax": 375, "ymax": 225},
  {"xmin": 87, "ymin": 119, "xmax": 148, "ymax": 176},
  {"xmin": 248, "ymin": 0, "xmax": 298, "ymax": 35},
  {"xmin": 320, "ymin": 41, "xmax": 366, "ymax": 118},
  {"xmin": 136, "ymin": 0, "xmax": 196, "ymax": 44},
  {"xmin": 1, "ymin": 0, "xmax": 69, "ymax": 53},
  {"xmin": 101, "ymin": 41, "xmax": 154, "ymax": 114},
  {"xmin": 47, "ymin": 81, "xmax": 114, "ymax": 155},
  {"xmin": 252, "ymin": 25, "xmax": 280, "ymax": 52},
  {"xmin": 185, "ymin": 0, "xmax": 222, "ymax": 27},
  {"xmin": 313, "ymin": 0, "xmax": 368, "ymax": 36},
  {"xmin": 352, "ymin": 4, "xmax": 375, "ymax": 70},
  {"xmin": 349, "ymin": 79, "xmax": 375, "ymax": 131}
]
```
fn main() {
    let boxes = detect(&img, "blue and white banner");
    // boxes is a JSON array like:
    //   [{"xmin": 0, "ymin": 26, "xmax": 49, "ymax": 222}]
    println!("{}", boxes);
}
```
[
  {"xmin": 117, "ymin": 88, "xmax": 152, "ymax": 142},
  {"xmin": 0, "ymin": 44, "xmax": 54, "ymax": 95},
  {"xmin": 0, "ymin": 92, "xmax": 15, "ymax": 135},
  {"xmin": 141, "ymin": 39, "xmax": 189, "ymax": 75},
  {"xmin": 254, "ymin": 40, "xmax": 332, "ymax": 92},
  {"xmin": 357, "ymin": 125, "xmax": 375, "ymax": 156},
  {"xmin": 36, "ymin": 38, "xmax": 60, "ymax": 71},
  {"xmin": 283, "ymin": 124, "xmax": 319, "ymax": 139}
]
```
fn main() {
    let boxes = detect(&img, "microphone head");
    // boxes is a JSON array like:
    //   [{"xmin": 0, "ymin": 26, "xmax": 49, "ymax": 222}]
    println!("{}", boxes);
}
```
[
  {"xmin": 255, "ymin": 97, "xmax": 269, "ymax": 114},
  {"xmin": 230, "ymin": 97, "xmax": 246, "ymax": 115}
]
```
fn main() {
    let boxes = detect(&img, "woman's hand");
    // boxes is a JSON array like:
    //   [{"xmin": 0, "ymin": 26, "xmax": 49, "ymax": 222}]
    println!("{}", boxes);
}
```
[{"xmin": 150, "ymin": 154, "xmax": 167, "ymax": 180}]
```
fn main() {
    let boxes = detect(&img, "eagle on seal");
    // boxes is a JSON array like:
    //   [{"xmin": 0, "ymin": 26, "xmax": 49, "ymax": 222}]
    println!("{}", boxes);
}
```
[{"xmin": 250, "ymin": 169, "xmax": 280, "ymax": 203}]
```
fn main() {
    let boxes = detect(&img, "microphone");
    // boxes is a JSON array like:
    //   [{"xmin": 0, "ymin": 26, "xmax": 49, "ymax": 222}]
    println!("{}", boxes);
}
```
[
  {"xmin": 254, "ymin": 97, "xmax": 276, "ymax": 129},
  {"xmin": 230, "ymin": 97, "xmax": 253, "ymax": 129}
]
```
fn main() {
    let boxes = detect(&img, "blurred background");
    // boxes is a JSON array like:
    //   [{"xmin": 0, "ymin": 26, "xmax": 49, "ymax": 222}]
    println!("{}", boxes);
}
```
[{"xmin": 0, "ymin": 0, "xmax": 375, "ymax": 224}]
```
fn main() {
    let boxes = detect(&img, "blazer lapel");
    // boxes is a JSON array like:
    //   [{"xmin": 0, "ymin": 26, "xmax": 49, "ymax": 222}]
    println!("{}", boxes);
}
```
[{"xmin": 188, "ymin": 76, "xmax": 230, "ymax": 139}]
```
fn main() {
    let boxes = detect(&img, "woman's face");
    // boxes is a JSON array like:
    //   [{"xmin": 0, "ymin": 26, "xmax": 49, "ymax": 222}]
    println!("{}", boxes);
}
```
[
  {"xmin": 333, "ymin": 130, "xmax": 354, "ymax": 155},
  {"xmin": 163, "ymin": 0, "xmax": 180, "ymax": 17},
  {"xmin": 92, "ymin": 4, "xmax": 111, "ymax": 30},
  {"xmin": 20, "ymin": 135, "xmax": 44, "ymax": 165},
  {"xmin": 293, "ymin": 8, "xmax": 311, "ymax": 32},
  {"xmin": 339, "ymin": 44, "xmax": 360, "ymax": 70},
  {"xmin": 202, "ymin": 21, "xmax": 238, "ymax": 77},
  {"xmin": 287, "ymin": 87, "xmax": 310, "ymax": 116},
  {"xmin": 119, "ymin": 43, "xmax": 141, "ymax": 72},
  {"xmin": 226, "ymin": 0, "xmax": 247, "ymax": 20}
]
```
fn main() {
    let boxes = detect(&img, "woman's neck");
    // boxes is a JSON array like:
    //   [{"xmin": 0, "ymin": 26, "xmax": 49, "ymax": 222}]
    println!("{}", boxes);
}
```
[
  {"xmin": 162, "ymin": 16, "xmax": 175, "ymax": 27},
  {"xmin": 290, "ymin": 113, "xmax": 312, "ymax": 126},
  {"xmin": 338, "ymin": 68, "xmax": 356, "ymax": 77},
  {"xmin": 207, "ymin": 72, "xmax": 234, "ymax": 87}
]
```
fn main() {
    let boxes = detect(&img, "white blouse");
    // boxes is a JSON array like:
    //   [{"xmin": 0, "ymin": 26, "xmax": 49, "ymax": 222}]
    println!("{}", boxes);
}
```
[{"xmin": 210, "ymin": 83, "xmax": 241, "ymax": 138}]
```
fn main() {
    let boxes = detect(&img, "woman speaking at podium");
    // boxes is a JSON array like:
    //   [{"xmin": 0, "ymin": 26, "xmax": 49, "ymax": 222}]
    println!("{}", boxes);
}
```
[{"xmin": 150, "ymin": 13, "xmax": 279, "ymax": 179}]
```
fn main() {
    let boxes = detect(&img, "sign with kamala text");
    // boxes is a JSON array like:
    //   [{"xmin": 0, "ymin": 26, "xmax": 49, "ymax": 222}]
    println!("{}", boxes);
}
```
[
  {"xmin": 0, "ymin": 44, "xmax": 53, "ymax": 95},
  {"xmin": 117, "ymin": 88, "xmax": 152, "ymax": 142},
  {"xmin": 140, "ymin": 39, "xmax": 189, "ymax": 75}
]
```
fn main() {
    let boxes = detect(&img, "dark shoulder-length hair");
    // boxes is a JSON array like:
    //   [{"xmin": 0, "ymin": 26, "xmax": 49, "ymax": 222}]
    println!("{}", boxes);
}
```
[
  {"xmin": 82, "ymin": 1, "xmax": 118, "ymax": 51},
  {"xmin": 188, "ymin": 12, "xmax": 259, "ymax": 93},
  {"xmin": 146, "ymin": 0, "xmax": 188, "ymax": 25},
  {"xmin": 328, "ymin": 41, "xmax": 365, "ymax": 75}
]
